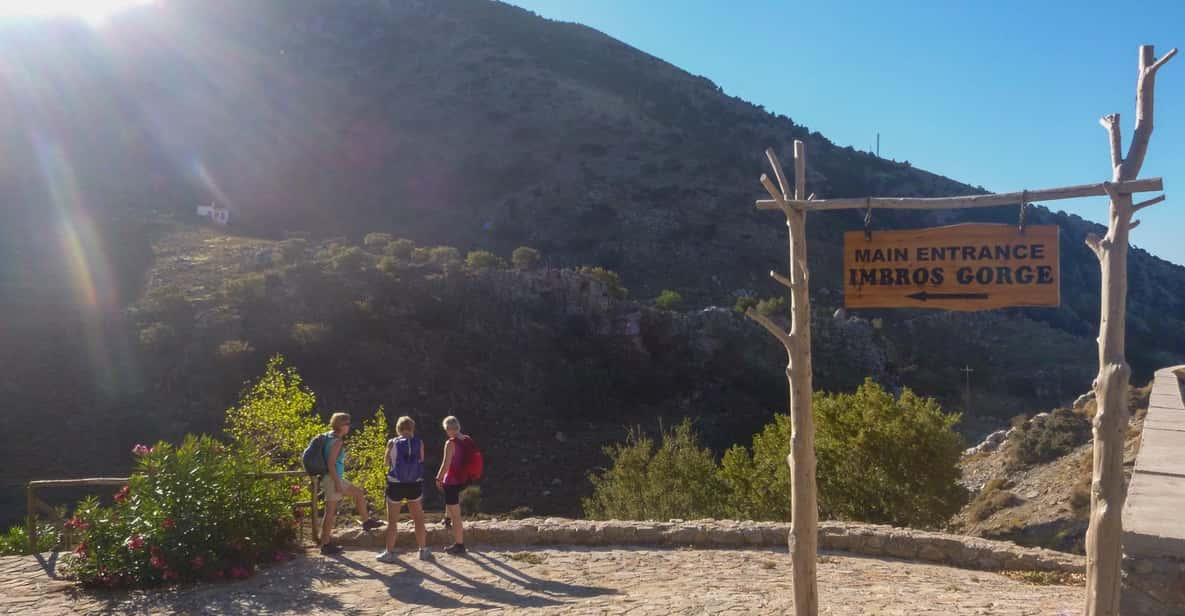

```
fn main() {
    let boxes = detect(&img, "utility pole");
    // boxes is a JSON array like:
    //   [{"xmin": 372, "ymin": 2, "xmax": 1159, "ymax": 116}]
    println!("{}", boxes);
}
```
[
  {"xmin": 961, "ymin": 366, "xmax": 974, "ymax": 415},
  {"xmin": 876, "ymin": 132, "xmax": 880, "ymax": 158}
]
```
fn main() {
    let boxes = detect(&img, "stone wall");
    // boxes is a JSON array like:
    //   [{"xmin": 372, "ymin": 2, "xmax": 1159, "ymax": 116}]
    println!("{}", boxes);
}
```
[{"xmin": 335, "ymin": 517, "xmax": 1083, "ymax": 573}]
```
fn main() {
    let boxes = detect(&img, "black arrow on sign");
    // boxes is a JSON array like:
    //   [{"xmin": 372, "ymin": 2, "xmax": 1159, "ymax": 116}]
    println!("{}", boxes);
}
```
[{"xmin": 906, "ymin": 291, "xmax": 990, "ymax": 302}]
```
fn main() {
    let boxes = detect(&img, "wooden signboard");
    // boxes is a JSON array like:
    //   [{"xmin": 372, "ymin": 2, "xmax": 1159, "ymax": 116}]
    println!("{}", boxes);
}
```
[{"xmin": 843, "ymin": 223, "xmax": 1059, "ymax": 311}]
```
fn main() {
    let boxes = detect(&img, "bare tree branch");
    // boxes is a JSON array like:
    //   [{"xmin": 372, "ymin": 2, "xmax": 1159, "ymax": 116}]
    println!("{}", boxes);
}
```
[
  {"xmin": 760, "ymin": 174, "xmax": 787, "ymax": 208},
  {"xmin": 1100, "ymin": 114, "xmax": 1123, "ymax": 169},
  {"xmin": 1133, "ymin": 194, "xmax": 1166, "ymax": 213},
  {"xmin": 765, "ymin": 148, "xmax": 790, "ymax": 199},
  {"xmin": 1085, "ymin": 233, "xmax": 1104, "ymax": 260},
  {"xmin": 770, "ymin": 270, "xmax": 795, "ymax": 289},
  {"xmin": 1149, "ymin": 48, "xmax": 1178, "ymax": 74},
  {"xmin": 745, "ymin": 308, "xmax": 793, "ymax": 350},
  {"xmin": 1123, "ymin": 45, "xmax": 1176, "ymax": 180},
  {"xmin": 1128, "ymin": 219, "xmax": 1141, "ymax": 231}
]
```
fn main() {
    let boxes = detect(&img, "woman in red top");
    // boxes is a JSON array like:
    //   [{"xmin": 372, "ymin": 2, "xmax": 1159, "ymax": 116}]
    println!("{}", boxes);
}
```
[{"xmin": 435, "ymin": 415, "xmax": 469, "ymax": 555}]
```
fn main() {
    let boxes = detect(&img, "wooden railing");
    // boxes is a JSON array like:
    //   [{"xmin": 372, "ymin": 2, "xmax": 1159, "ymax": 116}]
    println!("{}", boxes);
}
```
[{"xmin": 26, "ymin": 471, "xmax": 321, "ymax": 554}]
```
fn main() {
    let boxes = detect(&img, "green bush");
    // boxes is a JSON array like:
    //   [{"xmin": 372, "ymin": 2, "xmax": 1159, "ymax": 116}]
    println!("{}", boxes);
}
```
[
  {"xmin": 0, "ymin": 521, "xmax": 59, "ymax": 556},
  {"xmin": 967, "ymin": 480, "xmax": 1021, "ymax": 522},
  {"xmin": 346, "ymin": 408, "xmax": 390, "ymax": 510},
  {"xmin": 429, "ymin": 246, "xmax": 462, "ymax": 266},
  {"xmin": 377, "ymin": 256, "xmax": 399, "ymax": 274},
  {"xmin": 273, "ymin": 239, "xmax": 308, "ymax": 265},
  {"xmin": 363, "ymin": 233, "xmax": 393, "ymax": 252},
  {"xmin": 655, "ymin": 289, "xmax": 684, "ymax": 310},
  {"xmin": 460, "ymin": 486, "xmax": 482, "ymax": 515},
  {"xmin": 733, "ymin": 296, "xmax": 758, "ymax": 314},
  {"xmin": 63, "ymin": 436, "xmax": 298, "ymax": 588},
  {"xmin": 385, "ymin": 239, "xmax": 415, "ymax": 259},
  {"xmin": 754, "ymin": 296, "xmax": 786, "ymax": 317},
  {"xmin": 221, "ymin": 274, "xmax": 266, "ymax": 306},
  {"xmin": 511, "ymin": 246, "xmax": 541, "ymax": 271},
  {"xmin": 139, "ymin": 322, "xmax": 177, "ymax": 352},
  {"xmin": 215, "ymin": 339, "xmax": 254, "ymax": 361},
  {"xmin": 224, "ymin": 355, "xmax": 322, "ymax": 468},
  {"xmin": 291, "ymin": 322, "xmax": 332, "ymax": 349},
  {"xmin": 1006, "ymin": 408, "xmax": 1091, "ymax": 469},
  {"xmin": 720, "ymin": 379, "xmax": 966, "ymax": 527},
  {"xmin": 331, "ymin": 246, "xmax": 371, "ymax": 273},
  {"xmin": 583, "ymin": 420, "xmax": 726, "ymax": 520},
  {"xmin": 578, "ymin": 266, "xmax": 628, "ymax": 299},
  {"xmin": 465, "ymin": 250, "xmax": 505, "ymax": 270}
]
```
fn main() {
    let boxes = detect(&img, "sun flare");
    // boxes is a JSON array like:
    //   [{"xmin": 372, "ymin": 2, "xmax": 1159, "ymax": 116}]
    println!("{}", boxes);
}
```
[{"xmin": 0, "ymin": 0, "xmax": 154, "ymax": 25}]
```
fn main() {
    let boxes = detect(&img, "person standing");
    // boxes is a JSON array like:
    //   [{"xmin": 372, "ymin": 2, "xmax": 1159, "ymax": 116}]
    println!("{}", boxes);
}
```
[
  {"xmin": 377, "ymin": 416, "xmax": 431, "ymax": 562},
  {"xmin": 319, "ymin": 412, "xmax": 384, "ymax": 555},
  {"xmin": 435, "ymin": 416, "xmax": 476, "ymax": 555}
]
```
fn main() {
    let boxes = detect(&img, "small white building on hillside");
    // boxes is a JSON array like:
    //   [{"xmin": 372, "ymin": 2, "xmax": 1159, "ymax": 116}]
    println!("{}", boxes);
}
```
[{"xmin": 196, "ymin": 203, "xmax": 231, "ymax": 226}]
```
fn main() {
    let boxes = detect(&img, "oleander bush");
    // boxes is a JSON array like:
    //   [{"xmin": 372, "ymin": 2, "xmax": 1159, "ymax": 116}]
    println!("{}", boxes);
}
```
[{"xmin": 63, "ymin": 436, "xmax": 298, "ymax": 588}]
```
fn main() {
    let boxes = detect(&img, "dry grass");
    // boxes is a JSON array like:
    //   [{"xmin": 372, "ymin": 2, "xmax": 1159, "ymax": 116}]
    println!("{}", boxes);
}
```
[
  {"xmin": 508, "ymin": 551, "xmax": 546, "ymax": 565},
  {"xmin": 1000, "ymin": 570, "xmax": 1084, "ymax": 586}
]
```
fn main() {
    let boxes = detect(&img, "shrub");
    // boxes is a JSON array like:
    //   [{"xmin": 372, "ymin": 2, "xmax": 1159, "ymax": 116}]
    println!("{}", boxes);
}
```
[
  {"xmin": 385, "ymin": 239, "xmax": 415, "ymax": 259},
  {"xmin": 428, "ymin": 246, "xmax": 462, "ymax": 266},
  {"xmin": 1006, "ymin": 408, "xmax": 1091, "ymax": 469},
  {"xmin": 720, "ymin": 379, "xmax": 966, "ymax": 527},
  {"xmin": 511, "ymin": 246, "xmax": 541, "ymax": 271},
  {"xmin": 0, "ymin": 521, "xmax": 59, "ymax": 556},
  {"xmin": 755, "ymin": 296, "xmax": 786, "ymax": 317},
  {"xmin": 273, "ymin": 239, "xmax": 308, "ymax": 265},
  {"xmin": 967, "ymin": 481, "xmax": 1021, "ymax": 522},
  {"xmin": 460, "ymin": 486, "xmax": 482, "ymax": 515},
  {"xmin": 142, "ymin": 285, "xmax": 191, "ymax": 322},
  {"xmin": 224, "ymin": 355, "xmax": 322, "ymax": 468},
  {"xmin": 63, "ymin": 436, "xmax": 298, "ymax": 588},
  {"xmin": 583, "ymin": 419, "xmax": 726, "ymax": 520},
  {"xmin": 733, "ymin": 296, "xmax": 758, "ymax": 314},
  {"xmin": 377, "ymin": 256, "xmax": 399, "ymax": 274},
  {"xmin": 216, "ymin": 339, "xmax": 254, "ymax": 361},
  {"xmin": 346, "ymin": 408, "xmax": 390, "ymax": 510},
  {"xmin": 363, "ymin": 233, "xmax": 393, "ymax": 252},
  {"xmin": 655, "ymin": 289, "xmax": 684, "ymax": 310},
  {"xmin": 578, "ymin": 266, "xmax": 628, "ymax": 299},
  {"xmin": 331, "ymin": 246, "xmax": 371, "ymax": 272},
  {"xmin": 1069, "ymin": 475, "xmax": 1091, "ymax": 517},
  {"xmin": 139, "ymin": 322, "xmax": 177, "ymax": 352},
  {"xmin": 221, "ymin": 274, "xmax": 266, "ymax": 306},
  {"xmin": 465, "ymin": 250, "xmax": 505, "ymax": 270},
  {"xmin": 291, "ymin": 322, "xmax": 332, "ymax": 349}
]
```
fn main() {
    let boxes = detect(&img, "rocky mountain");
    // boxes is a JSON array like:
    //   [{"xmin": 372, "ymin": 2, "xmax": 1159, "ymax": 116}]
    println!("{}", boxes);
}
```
[{"xmin": 2, "ymin": 0, "xmax": 1184, "ymax": 523}]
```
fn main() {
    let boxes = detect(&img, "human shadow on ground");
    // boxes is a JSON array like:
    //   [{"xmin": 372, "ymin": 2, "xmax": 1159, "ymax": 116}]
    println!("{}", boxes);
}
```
[
  {"xmin": 468, "ymin": 549, "xmax": 616, "ymax": 598},
  {"xmin": 327, "ymin": 552, "xmax": 503, "ymax": 611}
]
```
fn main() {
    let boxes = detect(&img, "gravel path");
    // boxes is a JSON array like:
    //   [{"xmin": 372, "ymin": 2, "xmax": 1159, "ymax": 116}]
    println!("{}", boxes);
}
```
[{"xmin": 1, "ymin": 547, "xmax": 1080, "ymax": 615}]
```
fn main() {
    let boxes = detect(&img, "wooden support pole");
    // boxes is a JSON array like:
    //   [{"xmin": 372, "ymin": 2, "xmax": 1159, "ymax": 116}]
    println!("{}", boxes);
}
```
[
  {"xmin": 755, "ymin": 177, "xmax": 1163, "ymax": 211},
  {"xmin": 1084, "ymin": 44, "xmax": 1175, "ymax": 616},
  {"xmin": 785, "ymin": 139, "xmax": 819, "ymax": 616},
  {"xmin": 26, "ymin": 483, "xmax": 36, "ymax": 555}
]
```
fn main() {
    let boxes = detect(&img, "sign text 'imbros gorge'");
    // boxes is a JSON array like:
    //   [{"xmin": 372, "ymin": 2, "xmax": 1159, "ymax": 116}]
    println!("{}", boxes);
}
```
[{"xmin": 843, "ymin": 224, "xmax": 1060, "ymax": 311}]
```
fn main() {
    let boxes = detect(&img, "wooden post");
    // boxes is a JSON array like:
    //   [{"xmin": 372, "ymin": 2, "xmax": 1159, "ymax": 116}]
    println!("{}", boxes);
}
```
[
  {"xmin": 26, "ymin": 483, "xmax": 36, "ymax": 555},
  {"xmin": 310, "ymin": 475, "xmax": 320, "ymax": 544},
  {"xmin": 748, "ymin": 139, "xmax": 818, "ymax": 615},
  {"xmin": 1084, "ymin": 44, "xmax": 1175, "ymax": 616}
]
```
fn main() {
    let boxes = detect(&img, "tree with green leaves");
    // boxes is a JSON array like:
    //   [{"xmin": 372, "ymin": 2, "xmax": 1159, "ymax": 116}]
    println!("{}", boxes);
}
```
[
  {"xmin": 347, "ymin": 408, "xmax": 391, "ymax": 508},
  {"xmin": 224, "ymin": 355, "xmax": 323, "ymax": 469}
]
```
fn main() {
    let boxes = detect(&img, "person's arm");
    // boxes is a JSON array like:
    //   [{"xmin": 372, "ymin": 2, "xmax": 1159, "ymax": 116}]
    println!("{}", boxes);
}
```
[
  {"xmin": 419, "ymin": 439, "xmax": 426, "ymax": 463},
  {"xmin": 436, "ymin": 441, "xmax": 454, "ymax": 487},
  {"xmin": 385, "ymin": 440, "xmax": 393, "ymax": 469},
  {"xmin": 330, "ymin": 439, "xmax": 345, "ymax": 489}
]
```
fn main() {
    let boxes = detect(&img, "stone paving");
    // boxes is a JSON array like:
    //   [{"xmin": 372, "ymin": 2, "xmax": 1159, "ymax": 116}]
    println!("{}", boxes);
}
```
[{"xmin": 1, "ymin": 546, "xmax": 1081, "ymax": 615}]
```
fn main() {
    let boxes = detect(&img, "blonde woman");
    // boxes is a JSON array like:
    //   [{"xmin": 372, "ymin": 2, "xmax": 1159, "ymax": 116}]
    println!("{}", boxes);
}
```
[
  {"xmin": 377, "ymin": 416, "xmax": 430, "ymax": 562},
  {"xmin": 435, "ymin": 415, "xmax": 479, "ymax": 555},
  {"xmin": 319, "ymin": 412, "xmax": 383, "ymax": 555}
]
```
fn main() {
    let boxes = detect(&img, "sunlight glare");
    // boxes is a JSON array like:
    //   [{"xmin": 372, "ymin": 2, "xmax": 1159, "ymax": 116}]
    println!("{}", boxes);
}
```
[{"xmin": 0, "ymin": 0, "xmax": 154, "ymax": 26}]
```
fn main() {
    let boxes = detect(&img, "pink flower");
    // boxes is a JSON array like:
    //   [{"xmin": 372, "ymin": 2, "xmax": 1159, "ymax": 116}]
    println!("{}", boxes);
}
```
[
  {"xmin": 162, "ymin": 518, "xmax": 175, "ymax": 530},
  {"xmin": 114, "ymin": 485, "xmax": 130, "ymax": 504},
  {"xmin": 73, "ymin": 542, "xmax": 87, "ymax": 556},
  {"xmin": 290, "ymin": 484, "xmax": 303, "ymax": 494},
  {"xmin": 214, "ymin": 569, "xmax": 225, "ymax": 579},
  {"xmin": 190, "ymin": 556, "xmax": 205, "ymax": 570},
  {"xmin": 273, "ymin": 551, "xmax": 287, "ymax": 562},
  {"xmin": 150, "ymin": 556, "xmax": 167, "ymax": 569},
  {"xmin": 163, "ymin": 569, "xmax": 179, "ymax": 581},
  {"xmin": 230, "ymin": 566, "xmax": 249, "ymax": 579},
  {"xmin": 132, "ymin": 444, "xmax": 151, "ymax": 456},
  {"xmin": 126, "ymin": 534, "xmax": 145, "ymax": 550}
]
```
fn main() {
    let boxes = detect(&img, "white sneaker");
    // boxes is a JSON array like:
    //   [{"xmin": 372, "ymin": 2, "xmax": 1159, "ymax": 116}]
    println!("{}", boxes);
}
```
[
  {"xmin": 376, "ymin": 550, "xmax": 398, "ymax": 563},
  {"xmin": 418, "ymin": 548, "xmax": 433, "ymax": 561}
]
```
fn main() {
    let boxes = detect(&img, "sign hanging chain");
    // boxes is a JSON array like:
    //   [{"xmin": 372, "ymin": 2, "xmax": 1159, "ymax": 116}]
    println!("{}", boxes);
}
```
[
  {"xmin": 1018, "ymin": 190, "xmax": 1028, "ymax": 235},
  {"xmin": 863, "ymin": 197, "xmax": 873, "ymax": 240}
]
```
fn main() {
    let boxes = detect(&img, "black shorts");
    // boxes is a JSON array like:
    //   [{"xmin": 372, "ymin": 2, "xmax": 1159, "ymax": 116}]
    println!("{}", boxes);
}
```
[
  {"xmin": 443, "ymin": 482, "xmax": 469, "ymax": 506},
  {"xmin": 386, "ymin": 482, "xmax": 423, "ymax": 503}
]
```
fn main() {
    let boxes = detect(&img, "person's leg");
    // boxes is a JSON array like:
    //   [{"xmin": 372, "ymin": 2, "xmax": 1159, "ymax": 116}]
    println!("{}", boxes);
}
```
[
  {"xmin": 348, "ymin": 484, "xmax": 370, "ymax": 522},
  {"xmin": 320, "ymin": 499, "xmax": 338, "ymax": 547},
  {"xmin": 384, "ymin": 498, "xmax": 399, "ymax": 552},
  {"xmin": 446, "ymin": 503, "xmax": 464, "ymax": 545},
  {"xmin": 409, "ymin": 500, "xmax": 427, "ymax": 549}
]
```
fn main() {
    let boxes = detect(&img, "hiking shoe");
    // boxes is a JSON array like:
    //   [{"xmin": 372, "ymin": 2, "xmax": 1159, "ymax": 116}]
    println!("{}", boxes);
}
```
[
  {"xmin": 320, "ymin": 544, "xmax": 343, "ymax": 555},
  {"xmin": 361, "ymin": 518, "xmax": 385, "ymax": 532},
  {"xmin": 418, "ymin": 548, "xmax": 433, "ymax": 561},
  {"xmin": 444, "ymin": 543, "xmax": 466, "ymax": 555},
  {"xmin": 375, "ymin": 550, "xmax": 398, "ymax": 563}
]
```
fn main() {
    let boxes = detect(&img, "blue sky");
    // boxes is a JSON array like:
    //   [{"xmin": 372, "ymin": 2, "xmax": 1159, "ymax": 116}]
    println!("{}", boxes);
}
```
[{"xmin": 505, "ymin": 0, "xmax": 1185, "ymax": 266}]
